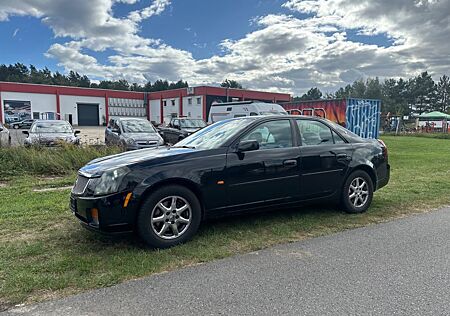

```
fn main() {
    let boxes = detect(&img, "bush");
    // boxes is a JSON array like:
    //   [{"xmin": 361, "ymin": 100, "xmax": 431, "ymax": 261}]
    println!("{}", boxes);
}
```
[{"xmin": 0, "ymin": 145, "xmax": 122, "ymax": 177}]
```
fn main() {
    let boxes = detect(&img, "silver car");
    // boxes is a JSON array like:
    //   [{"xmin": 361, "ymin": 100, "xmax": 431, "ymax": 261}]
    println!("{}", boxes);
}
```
[
  {"xmin": 23, "ymin": 120, "xmax": 80, "ymax": 147},
  {"xmin": 105, "ymin": 118, "xmax": 164, "ymax": 150},
  {"xmin": 0, "ymin": 122, "xmax": 11, "ymax": 147}
]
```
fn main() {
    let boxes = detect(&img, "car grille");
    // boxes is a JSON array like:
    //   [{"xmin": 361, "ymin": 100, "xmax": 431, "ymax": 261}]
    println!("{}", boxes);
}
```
[
  {"xmin": 72, "ymin": 175, "xmax": 90, "ymax": 195},
  {"xmin": 136, "ymin": 141, "xmax": 158, "ymax": 148}
]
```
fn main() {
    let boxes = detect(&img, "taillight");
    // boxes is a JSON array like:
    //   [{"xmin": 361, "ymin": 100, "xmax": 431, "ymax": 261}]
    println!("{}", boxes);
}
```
[{"xmin": 377, "ymin": 139, "xmax": 388, "ymax": 160}]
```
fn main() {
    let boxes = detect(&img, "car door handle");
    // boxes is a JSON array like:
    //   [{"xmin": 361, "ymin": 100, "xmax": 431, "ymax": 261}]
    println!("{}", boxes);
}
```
[{"xmin": 283, "ymin": 159, "xmax": 298, "ymax": 166}]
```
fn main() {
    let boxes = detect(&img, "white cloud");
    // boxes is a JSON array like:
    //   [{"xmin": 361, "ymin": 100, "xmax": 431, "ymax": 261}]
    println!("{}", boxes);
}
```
[{"xmin": 1, "ymin": 0, "xmax": 449, "ymax": 95}]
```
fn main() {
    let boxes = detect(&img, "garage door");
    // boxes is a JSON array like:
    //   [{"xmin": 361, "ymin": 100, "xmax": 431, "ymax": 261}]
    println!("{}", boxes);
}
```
[{"xmin": 77, "ymin": 103, "xmax": 99, "ymax": 126}]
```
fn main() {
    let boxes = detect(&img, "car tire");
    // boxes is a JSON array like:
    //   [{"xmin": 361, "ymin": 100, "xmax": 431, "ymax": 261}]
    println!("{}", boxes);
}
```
[
  {"xmin": 341, "ymin": 170, "xmax": 373, "ymax": 214},
  {"xmin": 137, "ymin": 185, "xmax": 201, "ymax": 248}
]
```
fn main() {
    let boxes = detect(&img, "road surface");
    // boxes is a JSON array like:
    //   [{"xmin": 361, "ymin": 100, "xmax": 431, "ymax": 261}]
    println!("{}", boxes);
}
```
[{"xmin": 5, "ymin": 208, "xmax": 450, "ymax": 315}]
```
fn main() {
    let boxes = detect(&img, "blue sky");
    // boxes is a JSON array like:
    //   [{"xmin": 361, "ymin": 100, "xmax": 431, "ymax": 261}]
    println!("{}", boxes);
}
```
[{"xmin": 0, "ymin": 0, "xmax": 448, "ymax": 94}]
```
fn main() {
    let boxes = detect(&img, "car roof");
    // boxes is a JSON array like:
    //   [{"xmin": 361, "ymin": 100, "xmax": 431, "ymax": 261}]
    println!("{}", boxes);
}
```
[
  {"xmin": 116, "ymin": 117, "xmax": 148, "ymax": 121},
  {"xmin": 34, "ymin": 120, "xmax": 70, "ymax": 123}
]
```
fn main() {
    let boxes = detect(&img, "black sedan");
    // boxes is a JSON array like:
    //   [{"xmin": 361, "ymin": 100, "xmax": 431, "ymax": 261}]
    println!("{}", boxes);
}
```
[{"xmin": 71, "ymin": 116, "xmax": 390, "ymax": 248}]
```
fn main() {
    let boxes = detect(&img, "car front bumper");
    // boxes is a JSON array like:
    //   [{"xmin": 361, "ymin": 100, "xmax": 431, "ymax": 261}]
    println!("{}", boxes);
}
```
[{"xmin": 70, "ymin": 191, "xmax": 137, "ymax": 233}]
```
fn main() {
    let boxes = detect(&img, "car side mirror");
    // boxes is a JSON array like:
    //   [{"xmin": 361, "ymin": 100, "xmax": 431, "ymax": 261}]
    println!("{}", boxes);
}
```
[
  {"xmin": 237, "ymin": 140, "xmax": 259, "ymax": 152},
  {"xmin": 22, "ymin": 130, "xmax": 29, "ymax": 136},
  {"xmin": 74, "ymin": 130, "xmax": 81, "ymax": 136},
  {"xmin": 112, "ymin": 128, "xmax": 121, "ymax": 134}
]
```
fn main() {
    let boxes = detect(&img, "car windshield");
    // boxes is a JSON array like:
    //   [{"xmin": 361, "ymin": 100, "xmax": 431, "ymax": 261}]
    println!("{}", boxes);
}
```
[
  {"xmin": 174, "ymin": 118, "xmax": 253, "ymax": 150},
  {"xmin": 121, "ymin": 120, "xmax": 156, "ymax": 133},
  {"xmin": 179, "ymin": 119, "xmax": 206, "ymax": 128},
  {"xmin": 31, "ymin": 122, "xmax": 73, "ymax": 133}
]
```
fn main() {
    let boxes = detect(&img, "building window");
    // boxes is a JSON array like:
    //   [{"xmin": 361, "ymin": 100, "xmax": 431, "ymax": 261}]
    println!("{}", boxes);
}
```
[
  {"xmin": 163, "ymin": 100, "xmax": 167, "ymax": 106},
  {"xmin": 188, "ymin": 98, "xmax": 192, "ymax": 105},
  {"xmin": 196, "ymin": 97, "xmax": 201, "ymax": 105},
  {"xmin": 171, "ymin": 99, "xmax": 176, "ymax": 106}
]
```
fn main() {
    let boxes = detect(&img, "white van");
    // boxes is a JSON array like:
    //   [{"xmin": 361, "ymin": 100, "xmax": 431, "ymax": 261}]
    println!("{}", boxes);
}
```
[{"xmin": 208, "ymin": 101, "xmax": 287, "ymax": 123}]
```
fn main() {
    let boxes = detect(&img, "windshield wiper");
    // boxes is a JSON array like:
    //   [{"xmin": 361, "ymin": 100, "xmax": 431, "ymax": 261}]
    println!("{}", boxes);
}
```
[{"xmin": 171, "ymin": 145, "xmax": 196, "ymax": 149}]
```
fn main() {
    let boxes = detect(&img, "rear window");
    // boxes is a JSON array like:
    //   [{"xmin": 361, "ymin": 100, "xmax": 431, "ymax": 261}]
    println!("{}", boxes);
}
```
[{"xmin": 327, "ymin": 120, "xmax": 362, "ymax": 142}]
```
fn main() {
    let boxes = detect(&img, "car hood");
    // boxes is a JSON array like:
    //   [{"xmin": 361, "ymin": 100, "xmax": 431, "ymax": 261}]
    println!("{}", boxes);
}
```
[
  {"xmin": 79, "ymin": 146, "xmax": 195, "ymax": 177},
  {"xmin": 123, "ymin": 132, "xmax": 160, "ymax": 141},
  {"xmin": 29, "ymin": 133, "xmax": 76, "ymax": 141}
]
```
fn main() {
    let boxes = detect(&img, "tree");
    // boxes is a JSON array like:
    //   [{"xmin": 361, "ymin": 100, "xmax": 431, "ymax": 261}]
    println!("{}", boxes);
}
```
[
  {"xmin": 437, "ymin": 75, "xmax": 450, "ymax": 113},
  {"xmin": 298, "ymin": 87, "xmax": 323, "ymax": 100},
  {"xmin": 220, "ymin": 79, "xmax": 243, "ymax": 89}
]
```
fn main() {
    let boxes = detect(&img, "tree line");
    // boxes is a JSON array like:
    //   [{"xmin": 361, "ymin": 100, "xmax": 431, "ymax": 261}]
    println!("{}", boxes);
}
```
[
  {"xmin": 295, "ymin": 72, "xmax": 450, "ymax": 115},
  {"xmin": 2, "ymin": 63, "xmax": 449, "ymax": 115},
  {"xmin": 0, "ymin": 63, "xmax": 189, "ymax": 92}
]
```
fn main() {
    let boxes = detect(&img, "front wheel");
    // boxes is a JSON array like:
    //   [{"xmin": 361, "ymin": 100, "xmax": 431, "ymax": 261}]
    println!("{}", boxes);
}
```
[
  {"xmin": 137, "ymin": 185, "xmax": 201, "ymax": 248},
  {"xmin": 341, "ymin": 170, "xmax": 373, "ymax": 214}
]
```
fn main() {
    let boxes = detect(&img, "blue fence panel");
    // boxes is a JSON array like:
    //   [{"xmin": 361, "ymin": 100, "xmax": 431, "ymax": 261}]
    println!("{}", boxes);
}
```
[{"xmin": 345, "ymin": 98, "xmax": 381, "ymax": 139}]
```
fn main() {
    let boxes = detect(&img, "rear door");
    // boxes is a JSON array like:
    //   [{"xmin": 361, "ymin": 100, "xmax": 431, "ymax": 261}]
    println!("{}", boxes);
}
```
[
  {"xmin": 296, "ymin": 119, "xmax": 353, "ymax": 199},
  {"xmin": 225, "ymin": 118, "xmax": 301, "ymax": 208}
]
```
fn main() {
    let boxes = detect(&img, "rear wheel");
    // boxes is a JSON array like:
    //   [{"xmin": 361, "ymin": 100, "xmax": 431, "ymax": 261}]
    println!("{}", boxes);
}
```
[
  {"xmin": 137, "ymin": 185, "xmax": 201, "ymax": 248},
  {"xmin": 341, "ymin": 170, "xmax": 373, "ymax": 213}
]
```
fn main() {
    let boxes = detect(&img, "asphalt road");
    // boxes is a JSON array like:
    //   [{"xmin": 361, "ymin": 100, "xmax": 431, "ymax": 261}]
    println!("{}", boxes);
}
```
[{"xmin": 5, "ymin": 208, "xmax": 450, "ymax": 315}]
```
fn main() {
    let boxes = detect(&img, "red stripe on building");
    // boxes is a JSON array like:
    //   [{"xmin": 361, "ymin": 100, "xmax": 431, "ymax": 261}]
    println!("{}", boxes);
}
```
[
  {"xmin": 179, "ymin": 91, "xmax": 183, "ymax": 116},
  {"xmin": 160, "ymin": 95, "xmax": 164, "ymax": 124},
  {"xmin": 104, "ymin": 92, "xmax": 109, "ymax": 123},
  {"xmin": 202, "ymin": 95, "xmax": 207, "ymax": 121},
  {"xmin": 56, "ymin": 89, "xmax": 61, "ymax": 119}
]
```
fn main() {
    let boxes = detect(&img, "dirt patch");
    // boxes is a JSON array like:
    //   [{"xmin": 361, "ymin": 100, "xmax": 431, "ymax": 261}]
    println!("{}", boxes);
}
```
[
  {"xmin": 0, "ymin": 181, "xmax": 8, "ymax": 188},
  {"xmin": 32, "ymin": 186, "xmax": 72, "ymax": 192}
]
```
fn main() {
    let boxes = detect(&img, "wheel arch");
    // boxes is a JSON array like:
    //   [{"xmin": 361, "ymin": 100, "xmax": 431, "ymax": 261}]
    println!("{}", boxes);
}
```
[
  {"xmin": 136, "ymin": 178, "xmax": 205, "ymax": 222},
  {"xmin": 348, "ymin": 164, "xmax": 377, "ymax": 190}
]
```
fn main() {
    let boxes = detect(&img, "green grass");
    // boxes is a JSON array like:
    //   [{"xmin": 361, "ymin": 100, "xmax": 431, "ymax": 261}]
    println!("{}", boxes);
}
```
[
  {"xmin": 0, "ymin": 145, "xmax": 121, "ymax": 177},
  {"xmin": 2, "ymin": 136, "xmax": 450, "ymax": 310}
]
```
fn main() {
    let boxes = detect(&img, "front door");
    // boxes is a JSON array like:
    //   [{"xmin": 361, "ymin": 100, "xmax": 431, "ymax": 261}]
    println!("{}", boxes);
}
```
[
  {"xmin": 225, "ymin": 119, "xmax": 301, "ymax": 208},
  {"xmin": 296, "ymin": 119, "xmax": 353, "ymax": 199}
]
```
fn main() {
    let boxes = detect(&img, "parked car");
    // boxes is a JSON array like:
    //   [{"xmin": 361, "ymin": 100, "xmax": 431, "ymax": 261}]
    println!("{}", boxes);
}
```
[
  {"xmin": 208, "ymin": 100, "xmax": 287, "ymax": 123},
  {"xmin": 105, "ymin": 118, "xmax": 164, "ymax": 150},
  {"xmin": 71, "ymin": 115, "xmax": 390, "ymax": 248},
  {"xmin": 0, "ymin": 123, "xmax": 11, "ymax": 147},
  {"xmin": 158, "ymin": 117, "xmax": 207, "ymax": 144},
  {"xmin": 23, "ymin": 120, "xmax": 80, "ymax": 147},
  {"xmin": 10, "ymin": 119, "xmax": 35, "ymax": 129}
]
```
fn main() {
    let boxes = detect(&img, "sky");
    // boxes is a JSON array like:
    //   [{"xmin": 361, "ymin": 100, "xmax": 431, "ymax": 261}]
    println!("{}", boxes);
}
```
[{"xmin": 0, "ymin": 0, "xmax": 449, "ymax": 95}]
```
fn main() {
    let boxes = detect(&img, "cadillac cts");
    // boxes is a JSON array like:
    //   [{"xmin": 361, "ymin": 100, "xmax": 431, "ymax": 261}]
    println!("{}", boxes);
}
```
[{"xmin": 70, "ymin": 116, "xmax": 390, "ymax": 248}]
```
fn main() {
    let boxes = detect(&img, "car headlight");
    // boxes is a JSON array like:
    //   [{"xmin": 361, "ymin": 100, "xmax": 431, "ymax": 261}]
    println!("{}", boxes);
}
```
[{"xmin": 92, "ymin": 166, "xmax": 130, "ymax": 196}]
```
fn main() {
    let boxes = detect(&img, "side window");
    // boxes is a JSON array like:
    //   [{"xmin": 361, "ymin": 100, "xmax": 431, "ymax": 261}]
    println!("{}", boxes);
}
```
[
  {"xmin": 296, "ymin": 120, "xmax": 333, "ymax": 146},
  {"xmin": 332, "ymin": 130, "xmax": 346, "ymax": 144},
  {"xmin": 241, "ymin": 120, "xmax": 293, "ymax": 149},
  {"xmin": 250, "ymin": 112, "xmax": 258, "ymax": 116}
]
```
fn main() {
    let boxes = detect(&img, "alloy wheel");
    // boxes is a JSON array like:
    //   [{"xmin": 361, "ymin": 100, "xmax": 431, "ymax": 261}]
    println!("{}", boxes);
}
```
[
  {"xmin": 150, "ymin": 196, "xmax": 191, "ymax": 240},
  {"xmin": 348, "ymin": 177, "xmax": 369, "ymax": 208}
]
